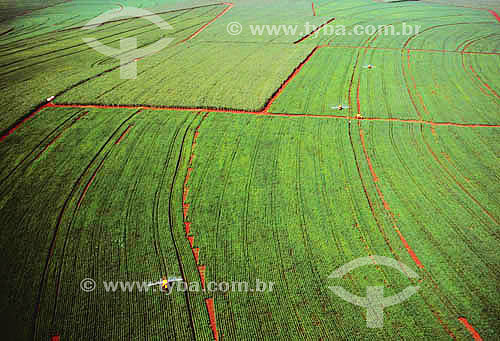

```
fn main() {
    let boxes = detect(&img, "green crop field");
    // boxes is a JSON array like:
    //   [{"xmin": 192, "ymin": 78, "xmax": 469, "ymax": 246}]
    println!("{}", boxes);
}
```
[{"xmin": 0, "ymin": 0, "xmax": 498, "ymax": 340}]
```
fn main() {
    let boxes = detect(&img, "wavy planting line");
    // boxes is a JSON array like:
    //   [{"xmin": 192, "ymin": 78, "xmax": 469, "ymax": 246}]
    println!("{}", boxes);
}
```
[
  {"xmin": 293, "ymin": 18, "xmax": 335, "ymax": 44},
  {"xmin": 181, "ymin": 2, "xmax": 234, "ymax": 42},
  {"xmin": 461, "ymin": 34, "xmax": 500, "ymax": 98},
  {"xmin": 458, "ymin": 317, "xmax": 483, "ymax": 340},
  {"xmin": 406, "ymin": 44, "xmax": 499, "ymax": 224},
  {"xmin": 358, "ymin": 126, "xmax": 424, "ymax": 268}
]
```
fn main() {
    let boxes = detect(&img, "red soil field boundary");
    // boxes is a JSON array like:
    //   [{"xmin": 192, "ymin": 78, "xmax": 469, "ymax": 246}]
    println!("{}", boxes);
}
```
[
  {"xmin": 458, "ymin": 317, "xmax": 483, "ymax": 340},
  {"xmin": 312, "ymin": 2, "xmax": 316, "ymax": 16},
  {"xmin": 325, "ymin": 44, "xmax": 500, "ymax": 55},
  {"xmin": 488, "ymin": 10, "xmax": 500, "ymax": 22},
  {"xmin": 29, "ymin": 102, "xmax": 500, "ymax": 128},
  {"xmin": 294, "ymin": 17, "xmax": 335, "ymax": 44},
  {"xmin": 181, "ymin": 2, "xmax": 233, "ymax": 42},
  {"xmin": 263, "ymin": 46, "xmax": 321, "ymax": 110},
  {"xmin": 1, "ymin": 99, "xmax": 496, "ymax": 145}
]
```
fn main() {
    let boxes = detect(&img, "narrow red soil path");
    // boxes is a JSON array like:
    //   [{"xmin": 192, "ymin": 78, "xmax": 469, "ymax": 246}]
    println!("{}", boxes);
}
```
[
  {"xmin": 358, "ymin": 127, "xmax": 425, "ymax": 268},
  {"xmin": 181, "ymin": 113, "xmax": 219, "ymax": 341},
  {"xmin": 181, "ymin": 2, "xmax": 234, "ymax": 42},
  {"xmin": 1, "ymin": 100, "xmax": 496, "ymax": 146},
  {"xmin": 458, "ymin": 317, "xmax": 483, "ymax": 340},
  {"xmin": 115, "ymin": 124, "xmax": 133, "ymax": 144},
  {"xmin": 325, "ymin": 44, "xmax": 500, "ymax": 55},
  {"xmin": 263, "ymin": 45, "xmax": 322, "ymax": 111},
  {"xmin": 294, "ymin": 18, "xmax": 335, "ymax": 44},
  {"xmin": 312, "ymin": 2, "xmax": 316, "ymax": 16},
  {"xmin": 0, "ymin": 104, "xmax": 47, "ymax": 142},
  {"xmin": 488, "ymin": 10, "xmax": 500, "ymax": 22},
  {"xmin": 205, "ymin": 298, "xmax": 219, "ymax": 341}
]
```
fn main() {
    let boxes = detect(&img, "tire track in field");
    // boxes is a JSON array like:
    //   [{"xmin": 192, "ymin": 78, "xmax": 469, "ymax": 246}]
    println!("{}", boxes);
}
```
[
  {"xmin": 166, "ymin": 113, "xmax": 200, "ymax": 340},
  {"xmin": 315, "ymin": 119, "xmax": 398, "ymax": 336},
  {"xmin": 178, "ymin": 112, "xmax": 218, "ymax": 340},
  {"xmin": 50, "ymin": 121, "xmax": 137, "ymax": 330},
  {"xmin": 400, "ymin": 26, "xmax": 494, "ymax": 336},
  {"xmin": 350, "ymin": 30, "xmax": 459, "ymax": 337},
  {"xmin": 404, "ymin": 48, "xmax": 490, "ymax": 226},
  {"xmin": 461, "ymin": 34, "xmax": 500, "ymax": 99},
  {"xmin": 403, "ymin": 36, "xmax": 499, "ymax": 224},
  {"xmin": 207, "ymin": 116, "xmax": 252, "ymax": 339},
  {"xmin": 0, "ymin": 109, "xmax": 88, "ymax": 188},
  {"xmin": 349, "ymin": 120, "xmax": 458, "ymax": 338},
  {"xmin": 32, "ymin": 110, "xmax": 139, "ymax": 340}
]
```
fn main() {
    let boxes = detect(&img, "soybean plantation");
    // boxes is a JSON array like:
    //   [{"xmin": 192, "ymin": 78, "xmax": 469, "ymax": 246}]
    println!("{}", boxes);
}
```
[{"xmin": 0, "ymin": 0, "xmax": 498, "ymax": 340}]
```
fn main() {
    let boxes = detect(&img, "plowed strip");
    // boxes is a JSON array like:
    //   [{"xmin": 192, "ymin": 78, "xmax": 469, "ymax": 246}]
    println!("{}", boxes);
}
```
[
  {"xmin": 293, "ymin": 18, "xmax": 335, "ymax": 44},
  {"xmin": 0, "ymin": 103, "xmax": 49, "ymax": 142},
  {"xmin": 181, "ymin": 2, "xmax": 234, "ymax": 42},
  {"xmin": 263, "ymin": 46, "xmax": 322, "ymax": 111},
  {"xmin": 458, "ymin": 317, "xmax": 483, "ymax": 340},
  {"xmin": 205, "ymin": 298, "xmax": 219, "ymax": 341},
  {"xmin": 488, "ymin": 10, "xmax": 500, "ymax": 22},
  {"xmin": 114, "ymin": 125, "xmax": 133, "ymax": 144}
]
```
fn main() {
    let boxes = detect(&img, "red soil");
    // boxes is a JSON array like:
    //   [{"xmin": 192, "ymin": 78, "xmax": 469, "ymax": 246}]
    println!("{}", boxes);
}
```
[
  {"xmin": 184, "ymin": 168, "xmax": 193, "ymax": 185},
  {"xmin": 33, "ymin": 110, "xmax": 90, "ymax": 160},
  {"xmin": 205, "ymin": 298, "xmax": 219, "ymax": 341},
  {"xmin": 181, "ymin": 2, "xmax": 234, "ymax": 42},
  {"xmin": 46, "ymin": 103, "xmax": 500, "ymax": 127},
  {"xmin": 263, "ymin": 46, "xmax": 321, "ymax": 111},
  {"xmin": 0, "ymin": 103, "xmax": 49, "ymax": 142},
  {"xmin": 488, "ymin": 10, "xmax": 500, "ymax": 22},
  {"xmin": 192, "ymin": 247, "xmax": 200, "ymax": 264},
  {"xmin": 358, "ymin": 127, "xmax": 424, "ymax": 269},
  {"xmin": 51, "ymin": 336, "xmax": 60, "ymax": 341},
  {"xmin": 115, "ymin": 125, "xmax": 133, "ymax": 144},
  {"xmin": 187, "ymin": 235, "xmax": 194, "ymax": 248},
  {"xmin": 324, "ymin": 45, "xmax": 499, "ymax": 55},
  {"xmin": 294, "ymin": 18, "xmax": 335, "ymax": 44},
  {"xmin": 183, "ymin": 203, "xmax": 189, "ymax": 219},
  {"xmin": 183, "ymin": 187, "xmax": 189, "ymax": 204},
  {"xmin": 198, "ymin": 265, "xmax": 206, "ymax": 289},
  {"xmin": 458, "ymin": 317, "xmax": 483, "ymax": 340},
  {"xmin": 184, "ymin": 222, "xmax": 191, "ymax": 235},
  {"xmin": 312, "ymin": 2, "xmax": 316, "ymax": 16}
]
